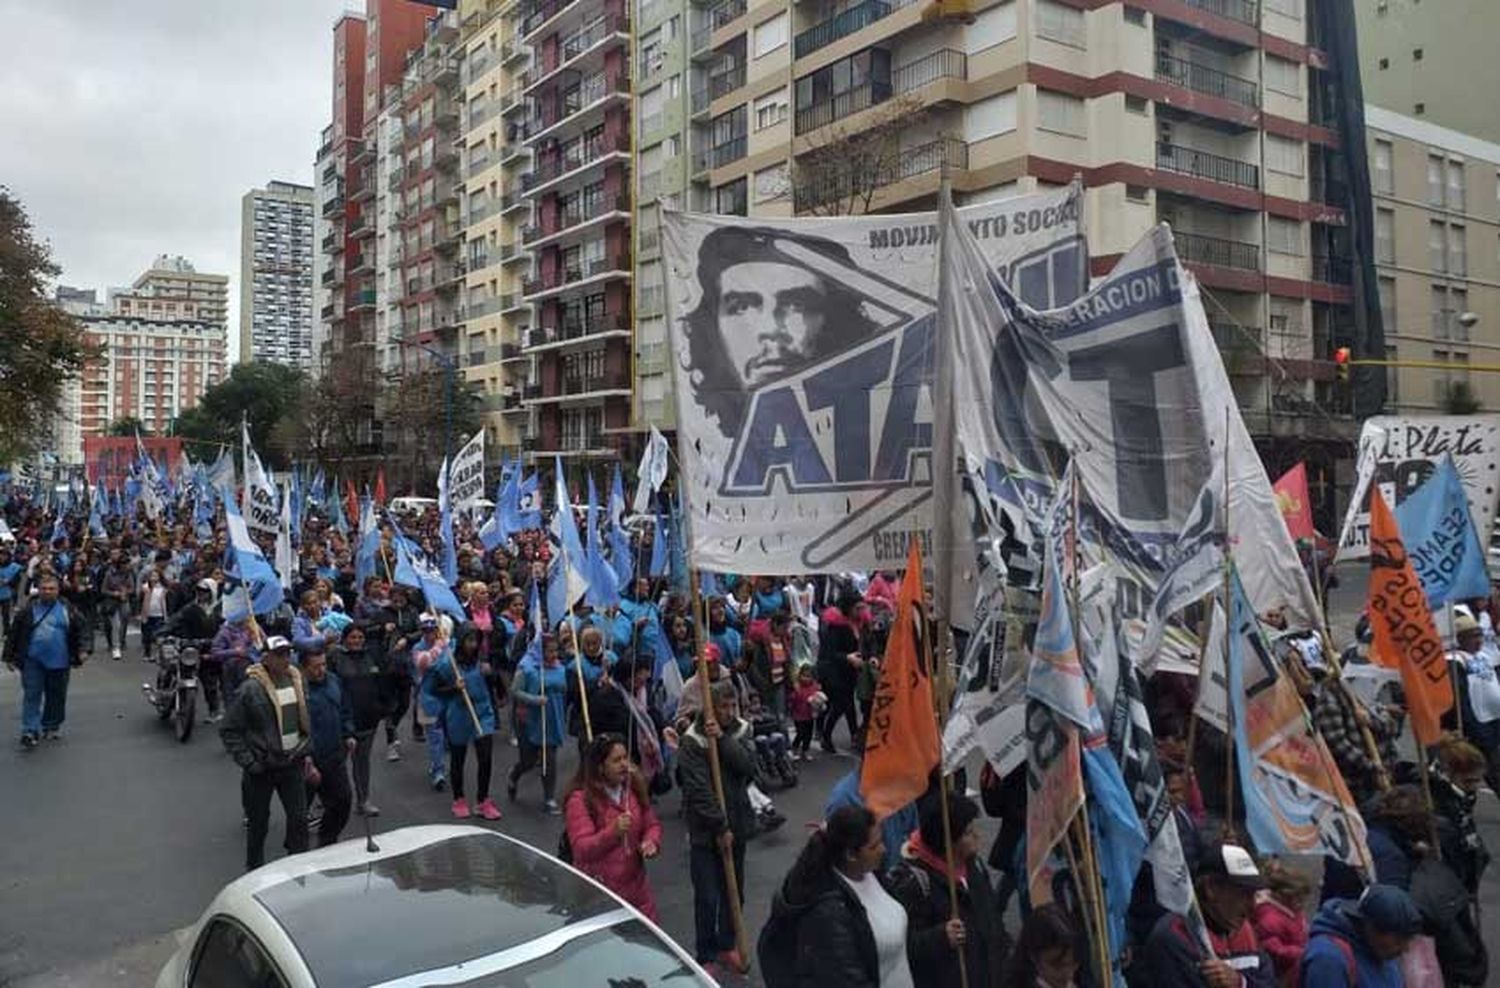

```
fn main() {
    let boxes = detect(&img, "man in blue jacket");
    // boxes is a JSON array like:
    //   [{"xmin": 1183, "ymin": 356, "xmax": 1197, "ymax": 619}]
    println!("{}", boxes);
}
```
[
  {"xmin": 6, "ymin": 574, "xmax": 84, "ymax": 747},
  {"xmin": 1301, "ymin": 884, "xmax": 1421, "ymax": 988},
  {"xmin": 303, "ymin": 642, "xmax": 355, "ymax": 847}
]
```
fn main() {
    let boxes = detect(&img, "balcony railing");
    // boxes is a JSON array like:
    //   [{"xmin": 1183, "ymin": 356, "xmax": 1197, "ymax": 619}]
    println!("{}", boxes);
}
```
[
  {"xmin": 532, "ymin": 313, "xmax": 629, "ymax": 346},
  {"xmin": 554, "ymin": 432, "xmax": 609, "ymax": 451},
  {"xmin": 1312, "ymin": 254, "xmax": 1353, "ymax": 285},
  {"xmin": 711, "ymin": 136, "xmax": 747, "ymax": 168},
  {"xmin": 561, "ymin": 370, "xmax": 631, "ymax": 395},
  {"xmin": 1183, "ymin": 0, "xmax": 1258, "ymax": 26},
  {"xmin": 521, "ymin": 0, "xmax": 578, "ymax": 37},
  {"xmin": 710, "ymin": 64, "xmax": 746, "ymax": 99},
  {"xmin": 1156, "ymin": 142, "xmax": 1259, "ymax": 189},
  {"xmin": 1310, "ymin": 174, "xmax": 1349, "ymax": 207},
  {"xmin": 691, "ymin": 85, "xmax": 710, "ymax": 115},
  {"xmin": 794, "ymin": 0, "xmax": 915, "ymax": 59},
  {"xmin": 1155, "ymin": 53, "xmax": 1258, "ymax": 108},
  {"xmin": 795, "ymin": 49, "xmax": 965, "ymax": 135},
  {"xmin": 1174, "ymin": 231, "xmax": 1260, "ymax": 271},
  {"xmin": 526, "ymin": 131, "xmax": 629, "ymax": 188}
]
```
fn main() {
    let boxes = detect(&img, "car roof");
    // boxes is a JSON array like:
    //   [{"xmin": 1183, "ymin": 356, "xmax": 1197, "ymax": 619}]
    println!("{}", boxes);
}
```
[{"xmin": 215, "ymin": 826, "xmax": 703, "ymax": 988}]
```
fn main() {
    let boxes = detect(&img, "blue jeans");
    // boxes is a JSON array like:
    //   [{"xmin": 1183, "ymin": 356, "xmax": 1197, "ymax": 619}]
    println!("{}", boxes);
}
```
[
  {"xmin": 20, "ymin": 659, "xmax": 70, "ymax": 736},
  {"xmin": 689, "ymin": 840, "xmax": 745, "ymax": 961},
  {"xmin": 425, "ymin": 719, "xmax": 447, "ymax": 782}
]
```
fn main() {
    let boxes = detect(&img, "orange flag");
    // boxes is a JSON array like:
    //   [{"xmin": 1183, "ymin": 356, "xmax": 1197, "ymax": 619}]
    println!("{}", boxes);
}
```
[
  {"xmin": 345, "ymin": 479, "xmax": 359, "ymax": 531},
  {"xmin": 1272, "ymin": 462, "xmax": 1316, "ymax": 540},
  {"xmin": 375, "ymin": 469, "xmax": 387, "ymax": 506},
  {"xmin": 860, "ymin": 540, "xmax": 940, "ymax": 819},
  {"xmin": 1367, "ymin": 488, "xmax": 1453, "ymax": 745}
]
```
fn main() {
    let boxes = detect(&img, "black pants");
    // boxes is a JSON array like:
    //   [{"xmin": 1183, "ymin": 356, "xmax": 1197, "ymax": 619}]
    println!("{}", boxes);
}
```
[
  {"xmin": 450, "ymin": 734, "xmax": 494, "ymax": 801},
  {"xmin": 689, "ymin": 840, "xmax": 746, "ymax": 961},
  {"xmin": 306, "ymin": 756, "xmax": 352, "ymax": 848},
  {"xmin": 819, "ymin": 687, "xmax": 860, "ymax": 749},
  {"xmin": 242, "ymin": 764, "xmax": 309, "ymax": 871},
  {"xmin": 351, "ymin": 729, "xmax": 376, "ymax": 805},
  {"xmin": 509, "ymin": 740, "xmax": 557, "ymax": 801},
  {"xmin": 792, "ymin": 719, "xmax": 815, "ymax": 754},
  {"xmin": 384, "ymin": 677, "xmax": 412, "ymax": 744},
  {"xmin": 200, "ymin": 660, "xmax": 224, "ymax": 716}
]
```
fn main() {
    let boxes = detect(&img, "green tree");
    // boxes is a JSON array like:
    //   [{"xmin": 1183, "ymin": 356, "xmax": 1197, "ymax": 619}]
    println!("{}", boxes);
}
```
[
  {"xmin": 106, "ymin": 416, "xmax": 150, "ymax": 437},
  {"xmin": 1441, "ymin": 379, "xmax": 1482, "ymax": 415},
  {"xmin": 173, "ymin": 362, "xmax": 308, "ymax": 468},
  {"xmin": 0, "ymin": 188, "xmax": 92, "ymax": 461}
]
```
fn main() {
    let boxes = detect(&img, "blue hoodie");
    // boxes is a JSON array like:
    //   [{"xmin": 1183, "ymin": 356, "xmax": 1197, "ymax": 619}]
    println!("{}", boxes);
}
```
[{"xmin": 1301, "ymin": 899, "xmax": 1403, "ymax": 988}]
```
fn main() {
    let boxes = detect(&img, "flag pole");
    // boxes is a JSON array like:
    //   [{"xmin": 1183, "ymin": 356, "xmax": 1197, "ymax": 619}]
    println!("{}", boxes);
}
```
[
  {"xmin": 919, "ymin": 592, "xmax": 970, "ymax": 988},
  {"xmin": 691, "ymin": 575, "xmax": 749, "ymax": 972},
  {"xmin": 1221, "ymin": 406, "xmax": 1237, "ymax": 843},
  {"xmin": 572, "ymin": 616, "xmax": 594, "ymax": 743}
]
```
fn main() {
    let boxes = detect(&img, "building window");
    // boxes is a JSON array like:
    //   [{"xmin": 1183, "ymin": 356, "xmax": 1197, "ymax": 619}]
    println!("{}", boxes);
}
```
[
  {"xmin": 754, "ymin": 12, "xmax": 788, "ymax": 58},
  {"xmin": 1265, "ymin": 134, "xmax": 1304, "ymax": 176},
  {"xmin": 1125, "ymin": 94, "xmax": 1148, "ymax": 114},
  {"xmin": 1124, "ymin": 7, "xmax": 1146, "ymax": 26},
  {"xmin": 1264, "ymin": 0, "xmax": 1302, "ymax": 15},
  {"xmin": 1375, "ymin": 207, "xmax": 1395, "ymax": 263},
  {"xmin": 714, "ymin": 178, "xmax": 748, "ymax": 216},
  {"xmin": 1429, "ymin": 220, "xmax": 1448, "ymax": 272},
  {"xmin": 1372, "ymin": 139, "xmax": 1393, "ymax": 194},
  {"xmin": 1035, "ymin": 0, "xmax": 1085, "ymax": 47},
  {"xmin": 1446, "ymin": 159, "xmax": 1466, "ymax": 211},
  {"xmin": 1036, "ymin": 89, "xmax": 1085, "ymax": 137},
  {"xmin": 1378, "ymin": 276, "xmax": 1396, "ymax": 332},
  {"xmin": 1448, "ymin": 224, "xmax": 1467, "ymax": 276},
  {"xmin": 1267, "ymin": 216, "xmax": 1302, "ymax": 255},
  {"xmin": 1427, "ymin": 154, "xmax": 1445, "ymax": 205},
  {"xmin": 754, "ymin": 89, "xmax": 789, "ymax": 130},
  {"xmin": 1412, "ymin": 47, "xmax": 1423, "ymax": 61},
  {"xmin": 1265, "ymin": 56, "xmax": 1300, "ymax": 98},
  {"xmin": 1125, "ymin": 184, "xmax": 1149, "ymax": 203}
]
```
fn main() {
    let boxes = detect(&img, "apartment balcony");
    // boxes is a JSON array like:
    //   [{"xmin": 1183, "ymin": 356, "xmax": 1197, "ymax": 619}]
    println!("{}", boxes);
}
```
[
  {"xmin": 1156, "ymin": 142, "xmax": 1259, "ymax": 190},
  {"xmin": 522, "ymin": 253, "xmax": 632, "ymax": 301},
  {"xmin": 691, "ymin": 84, "xmax": 711, "ymax": 117},
  {"xmin": 349, "ymin": 140, "xmax": 374, "ymax": 166},
  {"xmin": 1155, "ymin": 53, "xmax": 1258, "ymax": 108},
  {"xmin": 711, "ymin": 136, "xmax": 747, "ymax": 169},
  {"xmin": 537, "ymin": 432, "xmax": 614, "ymax": 454},
  {"xmin": 521, "ymin": 0, "xmax": 580, "ymax": 40},
  {"xmin": 796, "ymin": 137, "xmax": 967, "ymax": 212},
  {"xmin": 559, "ymin": 369, "xmax": 631, "ymax": 397},
  {"xmin": 1175, "ymin": 231, "xmax": 1260, "ymax": 272},
  {"xmin": 320, "ymin": 231, "xmax": 343, "ymax": 253},
  {"xmin": 349, "ymin": 288, "xmax": 378, "ymax": 312},
  {"xmin": 691, "ymin": 25, "xmax": 713, "ymax": 58},
  {"xmin": 350, "ymin": 168, "xmax": 376, "ymax": 204},
  {"xmin": 1312, "ymin": 254, "xmax": 1353, "ymax": 285},
  {"xmin": 468, "ymin": 200, "xmax": 498, "ymax": 225},
  {"xmin": 522, "ymin": 74, "xmax": 630, "ymax": 146},
  {"xmin": 349, "ymin": 251, "xmax": 376, "ymax": 276},
  {"xmin": 710, "ymin": 64, "xmax": 746, "ymax": 100},
  {"xmin": 320, "ymin": 188, "xmax": 345, "ymax": 216},
  {"xmin": 523, "ymin": 131, "xmax": 630, "ymax": 194},
  {"xmin": 502, "ymin": 38, "xmax": 527, "ymax": 64},
  {"xmin": 527, "ymin": 195, "xmax": 631, "ymax": 248},
  {"xmin": 526, "ymin": 13, "xmax": 631, "ymax": 96},
  {"xmin": 468, "ymin": 98, "xmax": 499, "ymax": 132},
  {"xmin": 467, "ymin": 48, "xmax": 494, "ymax": 82},
  {"xmin": 526, "ymin": 313, "xmax": 631, "ymax": 352},
  {"xmin": 387, "ymin": 166, "xmax": 406, "ymax": 192},
  {"xmin": 794, "ymin": 0, "xmax": 915, "ymax": 60},
  {"xmin": 350, "ymin": 213, "xmax": 375, "ymax": 239},
  {"xmin": 320, "ymin": 267, "xmax": 342, "ymax": 287},
  {"xmin": 1182, "ymin": 0, "xmax": 1258, "ymax": 26}
]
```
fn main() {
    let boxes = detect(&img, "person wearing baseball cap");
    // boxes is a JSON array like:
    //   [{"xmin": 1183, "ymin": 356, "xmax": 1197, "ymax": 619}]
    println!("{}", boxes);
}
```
[
  {"xmin": 1141, "ymin": 845, "xmax": 1274, "ymax": 988},
  {"xmin": 1301, "ymin": 884, "xmax": 1421, "ymax": 988}
]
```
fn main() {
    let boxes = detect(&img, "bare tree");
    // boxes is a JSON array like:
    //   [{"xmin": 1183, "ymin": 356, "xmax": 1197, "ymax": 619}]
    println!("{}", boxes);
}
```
[{"xmin": 790, "ymin": 95, "xmax": 927, "ymax": 217}]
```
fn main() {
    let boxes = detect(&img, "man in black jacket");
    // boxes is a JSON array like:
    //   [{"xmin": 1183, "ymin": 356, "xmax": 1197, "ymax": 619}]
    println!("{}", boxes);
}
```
[
  {"xmin": 6, "ymin": 574, "xmax": 85, "ymax": 747},
  {"xmin": 219, "ymin": 636, "xmax": 313, "ymax": 871},
  {"xmin": 678, "ymin": 677, "xmax": 757, "ymax": 972},
  {"xmin": 887, "ymin": 793, "xmax": 1008, "ymax": 988}
]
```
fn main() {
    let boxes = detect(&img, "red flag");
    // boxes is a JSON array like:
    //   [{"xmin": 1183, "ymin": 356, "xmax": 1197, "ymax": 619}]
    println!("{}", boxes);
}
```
[
  {"xmin": 345, "ymin": 479, "xmax": 359, "ymax": 530},
  {"xmin": 375, "ymin": 469, "xmax": 387, "ymax": 506},
  {"xmin": 1272, "ymin": 463, "xmax": 1316, "ymax": 540},
  {"xmin": 1367, "ymin": 488, "xmax": 1453, "ymax": 745},
  {"xmin": 859, "ymin": 540, "xmax": 940, "ymax": 819}
]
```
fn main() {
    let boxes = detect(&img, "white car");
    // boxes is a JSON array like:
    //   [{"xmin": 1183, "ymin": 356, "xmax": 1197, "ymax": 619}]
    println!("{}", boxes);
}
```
[{"xmin": 156, "ymin": 825, "xmax": 718, "ymax": 987}]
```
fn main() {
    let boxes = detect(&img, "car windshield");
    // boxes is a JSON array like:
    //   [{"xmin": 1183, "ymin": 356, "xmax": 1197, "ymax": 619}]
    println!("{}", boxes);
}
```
[
  {"xmin": 253, "ymin": 834, "xmax": 619, "ymax": 988},
  {"xmin": 453, "ymin": 919, "xmax": 709, "ymax": 987}
]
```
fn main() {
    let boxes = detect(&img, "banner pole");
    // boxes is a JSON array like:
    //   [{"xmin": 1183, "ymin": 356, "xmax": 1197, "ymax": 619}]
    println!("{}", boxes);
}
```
[
  {"xmin": 1221, "ymin": 407, "xmax": 1237, "ymax": 843},
  {"xmin": 1319, "ymin": 641, "xmax": 1392, "ymax": 791},
  {"xmin": 920, "ymin": 595, "xmax": 969, "ymax": 988},
  {"xmin": 573, "ymin": 619, "xmax": 594, "ymax": 743}
]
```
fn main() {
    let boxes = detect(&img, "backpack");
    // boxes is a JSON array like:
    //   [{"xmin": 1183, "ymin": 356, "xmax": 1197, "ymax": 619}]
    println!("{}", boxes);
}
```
[{"xmin": 555, "ymin": 791, "xmax": 597, "ymax": 866}]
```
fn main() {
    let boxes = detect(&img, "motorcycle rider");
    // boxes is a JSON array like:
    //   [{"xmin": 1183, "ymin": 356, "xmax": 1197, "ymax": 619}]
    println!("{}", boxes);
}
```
[{"xmin": 160, "ymin": 579, "xmax": 225, "ymax": 720}]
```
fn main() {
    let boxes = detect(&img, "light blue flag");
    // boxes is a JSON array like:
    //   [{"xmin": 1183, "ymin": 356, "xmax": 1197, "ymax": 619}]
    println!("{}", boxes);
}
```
[
  {"xmin": 49, "ymin": 513, "xmax": 67, "ymax": 547},
  {"xmin": 88, "ymin": 484, "xmax": 108, "ymax": 539},
  {"xmin": 649, "ymin": 510, "xmax": 668, "ymax": 577},
  {"xmin": 309, "ymin": 468, "xmax": 326, "ymax": 507},
  {"xmin": 668, "ymin": 490, "xmax": 690, "ymax": 595},
  {"xmin": 1082, "ymin": 734, "xmax": 1148, "ymax": 987},
  {"xmin": 479, "ymin": 480, "xmax": 507, "ymax": 551},
  {"xmin": 584, "ymin": 473, "xmax": 619, "ymax": 609},
  {"xmin": 328, "ymin": 479, "xmax": 349, "ymax": 535},
  {"xmin": 437, "ymin": 461, "xmax": 458, "ymax": 586},
  {"xmin": 389, "ymin": 518, "xmax": 467, "ymax": 620},
  {"xmin": 1226, "ymin": 564, "xmax": 1291, "ymax": 858},
  {"xmin": 699, "ymin": 570, "xmax": 722, "ymax": 599},
  {"xmin": 1393, "ymin": 455, "xmax": 1491, "ymax": 606},
  {"xmin": 516, "ymin": 470, "xmax": 541, "ymax": 529},
  {"xmin": 607, "ymin": 464, "xmax": 634, "ymax": 590},
  {"xmin": 552, "ymin": 455, "xmax": 590, "ymax": 612},
  {"xmin": 221, "ymin": 495, "xmax": 283, "ymax": 619},
  {"xmin": 497, "ymin": 466, "xmax": 525, "ymax": 539}
]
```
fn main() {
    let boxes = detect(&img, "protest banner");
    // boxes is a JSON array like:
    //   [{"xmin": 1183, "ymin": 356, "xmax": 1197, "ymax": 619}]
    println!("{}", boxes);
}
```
[
  {"xmin": 241, "ymin": 422, "xmax": 279, "ymax": 540},
  {"xmin": 1392, "ymin": 455, "xmax": 1491, "ymax": 606},
  {"xmin": 448, "ymin": 428, "xmax": 486, "ymax": 510},
  {"xmin": 1337, "ymin": 414, "xmax": 1500, "ymax": 561},
  {"xmin": 83, "ymin": 436, "xmax": 181, "ymax": 487}
]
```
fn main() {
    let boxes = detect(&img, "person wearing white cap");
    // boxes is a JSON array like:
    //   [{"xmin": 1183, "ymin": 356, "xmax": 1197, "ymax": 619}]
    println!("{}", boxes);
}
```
[
  {"xmin": 219, "ymin": 635, "xmax": 312, "ymax": 871},
  {"xmin": 1447, "ymin": 607, "xmax": 1500, "ymax": 792},
  {"xmin": 1140, "ymin": 845, "xmax": 1275, "ymax": 988}
]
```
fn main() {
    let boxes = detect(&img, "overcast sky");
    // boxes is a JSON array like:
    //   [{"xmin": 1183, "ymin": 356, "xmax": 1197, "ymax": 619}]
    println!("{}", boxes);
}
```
[{"xmin": 1, "ymin": 0, "xmax": 358, "ymax": 360}]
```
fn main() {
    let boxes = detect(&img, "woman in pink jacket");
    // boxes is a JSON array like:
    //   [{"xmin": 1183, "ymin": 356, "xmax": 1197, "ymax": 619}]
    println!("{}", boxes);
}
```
[{"xmin": 563, "ymin": 732, "xmax": 664, "ymax": 920}]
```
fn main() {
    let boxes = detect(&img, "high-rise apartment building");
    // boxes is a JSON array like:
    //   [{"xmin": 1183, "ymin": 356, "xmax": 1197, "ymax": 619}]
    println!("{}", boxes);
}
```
[
  {"xmin": 52, "ymin": 262, "xmax": 228, "ymax": 459},
  {"xmin": 455, "ymin": 0, "xmax": 532, "ymax": 461},
  {"xmin": 240, "ymin": 181, "xmax": 316, "ymax": 368},
  {"xmin": 1366, "ymin": 106, "xmax": 1500, "ymax": 413},
  {"xmin": 1354, "ymin": 0, "xmax": 1500, "ymax": 144}
]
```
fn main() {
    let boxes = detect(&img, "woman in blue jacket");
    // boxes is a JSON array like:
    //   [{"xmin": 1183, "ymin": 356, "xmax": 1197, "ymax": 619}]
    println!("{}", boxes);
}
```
[
  {"xmin": 508, "ymin": 633, "xmax": 569, "ymax": 814},
  {"xmin": 425, "ymin": 626, "xmax": 500, "ymax": 820}
]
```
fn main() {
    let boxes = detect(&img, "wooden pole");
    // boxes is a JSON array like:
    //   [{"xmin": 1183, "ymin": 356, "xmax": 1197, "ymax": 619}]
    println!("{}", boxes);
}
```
[
  {"xmin": 924, "ymin": 606, "xmax": 969, "ymax": 988},
  {"xmin": 1220, "ymin": 407, "xmax": 1238, "ymax": 842},
  {"xmin": 1318, "ymin": 638, "xmax": 1392, "ymax": 791},
  {"xmin": 573, "ymin": 620, "xmax": 595, "ymax": 743},
  {"xmin": 690, "ymin": 575, "xmax": 750, "ymax": 972}
]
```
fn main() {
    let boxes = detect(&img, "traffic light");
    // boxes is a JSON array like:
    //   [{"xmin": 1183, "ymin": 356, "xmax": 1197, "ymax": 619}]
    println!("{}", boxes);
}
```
[{"xmin": 1334, "ymin": 346, "xmax": 1351, "ymax": 382}]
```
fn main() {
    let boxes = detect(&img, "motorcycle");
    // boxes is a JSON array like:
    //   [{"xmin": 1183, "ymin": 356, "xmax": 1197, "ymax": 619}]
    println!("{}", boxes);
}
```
[{"xmin": 143, "ymin": 635, "xmax": 204, "ymax": 742}]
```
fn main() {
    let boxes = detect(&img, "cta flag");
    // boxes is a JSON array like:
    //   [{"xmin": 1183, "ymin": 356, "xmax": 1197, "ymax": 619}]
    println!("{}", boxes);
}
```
[
  {"xmin": 608, "ymin": 464, "xmax": 635, "ymax": 589},
  {"xmin": 1225, "ymin": 565, "xmax": 1370, "ymax": 874},
  {"xmin": 859, "ymin": 540, "xmax": 940, "ymax": 819},
  {"xmin": 1272, "ymin": 463, "xmax": 1316, "ymax": 541},
  {"xmin": 1392, "ymin": 455, "xmax": 1490, "ymax": 606},
  {"xmin": 1368, "ymin": 489, "xmax": 1454, "ymax": 745},
  {"xmin": 633, "ymin": 425, "xmax": 670, "ymax": 515},
  {"xmin": 240, "ymin": 422, "xmax": 280, "ymax": 540},
  {"xmin": 1193, "ymin": 601, "xmax": 1230, "ymax": 734},
  {"xmin": 449, "ymin": 427, "xmax": 486, "ymax": 510},
  {"xmin": 275, "ymin": 483, "xmax": 295, "ymax": 591},
  {"xmin": 222, "ymin": 494, "xmax": 283, "ymax": 619}
]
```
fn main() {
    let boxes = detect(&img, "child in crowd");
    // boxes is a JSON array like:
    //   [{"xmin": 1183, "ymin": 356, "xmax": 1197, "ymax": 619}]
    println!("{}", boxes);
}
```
[
  {"xmin": 1252, "ymin": 858, "xmax": 1313, "ymax": 987},
  {"xmin": 788, "ymin": 664, "xmax": 825, "ymax": 761}
]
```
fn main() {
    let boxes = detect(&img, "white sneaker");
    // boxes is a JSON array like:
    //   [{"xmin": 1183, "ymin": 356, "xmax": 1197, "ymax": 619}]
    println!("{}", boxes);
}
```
[
  {"xmin": 386, "ymin": 740, "xmax": 402, "ymax": 762},
  {"xmin": 111, "ymin": 647, "xmax": 122, "ymax": 660}
]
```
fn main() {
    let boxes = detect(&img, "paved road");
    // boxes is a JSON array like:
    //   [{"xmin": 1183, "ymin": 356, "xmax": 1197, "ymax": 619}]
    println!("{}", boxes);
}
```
[{"xmin": 1, "ymin": 570, "xmax": 1497, "ymax": 986}]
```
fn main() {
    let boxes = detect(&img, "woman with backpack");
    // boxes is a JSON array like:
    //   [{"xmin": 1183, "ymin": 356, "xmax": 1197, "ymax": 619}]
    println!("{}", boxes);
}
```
[
  {"xmin": 759, "ymin": 804, "xmax": 913, "ymax": 988},
  {"xmin": 561, "ymin": 732, "xmax": 662, "ymax": 920}
]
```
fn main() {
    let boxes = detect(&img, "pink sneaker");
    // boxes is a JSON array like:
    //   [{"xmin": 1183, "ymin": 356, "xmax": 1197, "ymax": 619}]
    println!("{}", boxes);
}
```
[
  {"xmin": 451, "ymin": 799, "xmax": 471, "ymax": 819},
  {"xmin": 476, "ymin": 798, "xmax": 503, "ymax": 821}
]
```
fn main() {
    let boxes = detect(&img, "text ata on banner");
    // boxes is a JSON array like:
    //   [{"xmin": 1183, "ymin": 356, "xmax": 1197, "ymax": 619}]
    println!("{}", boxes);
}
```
[
  {"xmin": 660, "ymin": 184, "xmax": 1088, "ymax": 577},
  {"xmin": 1336, "ymin": 414, "xmax": 1500, "ymax": 561},
  {"xmin": 449, "ymin": 428, "xmax": 487, "ymax": 510}
]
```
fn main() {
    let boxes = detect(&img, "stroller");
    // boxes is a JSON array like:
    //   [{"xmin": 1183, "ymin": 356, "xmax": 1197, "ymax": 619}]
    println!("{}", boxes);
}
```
[{"xmin": 733, "ymin": 670, "xmax": 798, "ymax": 789}]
